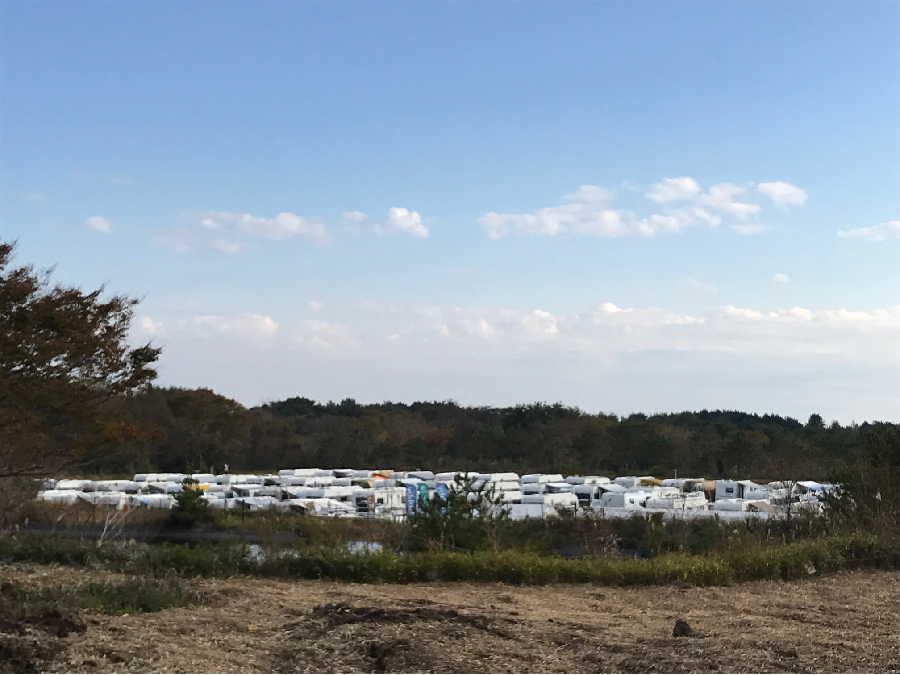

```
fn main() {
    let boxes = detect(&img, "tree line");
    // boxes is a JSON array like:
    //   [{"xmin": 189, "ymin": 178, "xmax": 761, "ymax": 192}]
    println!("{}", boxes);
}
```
[{"xmin": 84, "ymin": 388, "xmax": 893, "ymax": 481}]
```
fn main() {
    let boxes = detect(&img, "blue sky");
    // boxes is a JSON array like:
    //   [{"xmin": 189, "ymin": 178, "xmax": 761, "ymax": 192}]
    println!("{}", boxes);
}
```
[{"xmin": 2, "ymin": 0, "xmax": 898, "ymax": 421}]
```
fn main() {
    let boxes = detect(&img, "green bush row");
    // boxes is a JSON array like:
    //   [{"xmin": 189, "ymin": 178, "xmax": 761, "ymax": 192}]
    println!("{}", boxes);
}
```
[
  {"xmin": 723, "ymin": 531, "xmax": 899, "ymax": 581},
  {"xmin": 0, "ymin": 530, "xmax": 895, "ymax": 586},
  {"xmin": 254, "ymin": 549, "xmax": 734, "ymax": 586}
]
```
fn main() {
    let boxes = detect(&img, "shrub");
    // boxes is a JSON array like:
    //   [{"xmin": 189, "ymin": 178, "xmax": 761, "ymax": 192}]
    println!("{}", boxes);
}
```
[
  {"xmin": 404, "ymin": 475, "xmax": 508, "ymax": 552},
  {"xmin": 720, "ymin": 530, "xmax": 896, "ymax": 581},
  {"xmin": 167, "ymin": 478, "xmax": 214, "ymax": 527},
  {"xmin": 0, "ymin": 576, "xmax": 190, "ymax": 617},
  {"xmin": 70, "ymin": 577, "xmax": 189, "ymax": 614},
  {"xmin": 0, "ymin": 533, "xmax": 125, "ymax": 567}
]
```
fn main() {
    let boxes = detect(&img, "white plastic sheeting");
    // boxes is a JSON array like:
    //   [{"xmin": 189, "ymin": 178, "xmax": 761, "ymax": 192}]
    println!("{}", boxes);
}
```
[
  {"xmin": 520, "ymin": 474, "xmax": 564, "ymax": 484},
  {"xmin": 40, "ymin": 468, "xmax": 828, "ymax": 521}
]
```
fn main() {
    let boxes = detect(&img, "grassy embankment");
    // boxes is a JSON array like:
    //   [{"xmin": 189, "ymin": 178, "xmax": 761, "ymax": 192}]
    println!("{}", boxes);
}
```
[{"xmin": 0, "ymin": 528, "xmax": 895, "ymax": 587}]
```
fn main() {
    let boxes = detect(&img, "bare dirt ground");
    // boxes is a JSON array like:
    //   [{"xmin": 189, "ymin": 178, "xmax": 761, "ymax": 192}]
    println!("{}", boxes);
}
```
[{"xmin": 1, "ymin": 565, "xmax": 897, "ymax": 673}]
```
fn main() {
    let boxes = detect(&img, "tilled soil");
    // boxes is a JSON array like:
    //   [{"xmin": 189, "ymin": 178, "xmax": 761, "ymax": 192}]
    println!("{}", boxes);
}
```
[{"xmin": 0, "ymin": 566, "xmax": 897, "ymax": 673}]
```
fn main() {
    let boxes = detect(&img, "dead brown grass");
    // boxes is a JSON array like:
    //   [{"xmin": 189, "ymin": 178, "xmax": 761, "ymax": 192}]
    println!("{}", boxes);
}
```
[{"xmin": 1, "ymin": 565, "xmax": 897, "ymax": 673}]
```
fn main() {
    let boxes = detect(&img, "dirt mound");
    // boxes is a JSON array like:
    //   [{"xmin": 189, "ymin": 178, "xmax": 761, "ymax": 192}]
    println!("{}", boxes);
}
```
[
  {"xmin": 0, "ymin": 614, "xmax": 82, "ymax": 675},
  {"xmin": 0, "ymin": 635, "xmax": 43, "ymax": 674},
  {"xmin": 276, "ymin": 600, "xmax": 520, "ymax": 673},
  {"xmin": 311, "ymin": 601, "xmax": 502, "ymax": 633},
  {"xmin": 23, "ymin": 608, "xmax": 86, "ymax": 639},
  {"xmin": 0, "ymin": 601, "xmax": 87, "ymax": 673}
]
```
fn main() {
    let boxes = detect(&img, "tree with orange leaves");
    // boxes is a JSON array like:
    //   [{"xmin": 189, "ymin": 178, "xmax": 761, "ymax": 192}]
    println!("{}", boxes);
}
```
[{"xmin": 0, "ymin": 241, "xmax": 160, "ymax": 479}]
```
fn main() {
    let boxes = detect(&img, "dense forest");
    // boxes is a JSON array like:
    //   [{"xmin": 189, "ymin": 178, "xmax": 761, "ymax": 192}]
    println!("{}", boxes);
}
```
[{"xmin": 82, "ymin": 387, "xmax": 895, "ymax": 481}]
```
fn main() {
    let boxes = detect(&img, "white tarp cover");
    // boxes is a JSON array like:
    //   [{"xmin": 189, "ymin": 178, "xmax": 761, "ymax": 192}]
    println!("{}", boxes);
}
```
[
  {"xmin": 503, "ymin": 503, "xmax": 545, "ymax": 520},
  {"xmin": 287, "ymin": 498, "xmax": 355, "ymax": 515}
]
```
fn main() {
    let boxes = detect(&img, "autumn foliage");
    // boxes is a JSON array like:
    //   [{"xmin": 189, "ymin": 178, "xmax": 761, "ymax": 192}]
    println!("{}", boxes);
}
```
[{"xmin": 0, "ymin": 241, "xmax": 160, "ymax": 478}]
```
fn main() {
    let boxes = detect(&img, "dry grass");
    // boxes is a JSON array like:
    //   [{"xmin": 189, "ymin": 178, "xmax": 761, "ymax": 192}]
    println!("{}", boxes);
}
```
[{"xmin": 1, "ymin": 564, "xmax": 897, "ymax": 673}]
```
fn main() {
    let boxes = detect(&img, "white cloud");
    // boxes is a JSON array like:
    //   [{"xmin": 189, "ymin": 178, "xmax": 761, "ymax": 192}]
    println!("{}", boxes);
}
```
[
  {"xmin": 463, "ymin": 318, "xmax": 496, "ymax": 339},
  {"xmin": 590, "ymin": 304, "xmax": 702, "ymax": 327},
  {"xmin": 480, "ymin": 184, "xmax": 621, "ymax": 239},
  {"xmin": 634, "ymin": 212, "xmax": 693, "ymax": 236},
  {"xmin": 575, "ymin": 302, "xmax": 899, "ymax": 363},
  {"xmin": 481, "ymin": 177, "xmax": 801, "ymax": 239},
  {"xmin": 837, "ymin": 221, "xmax": 900, "ymax": 242},
  {"xmin": 479, "ymin": 184, "xmax": 632, "ymax": 239},
  {"xmin": 211, "ymin": 239, "xmax": 243, "ymax": 255},
  {"xmin": 339, "ymin": 211, "xmax": 369, "ymax": 228},
  {"xmin": 138, "ymin": 316, "xmax": 160, "ymax": 336},
  {"xmin": 721, "ymin": 305, "xmax": 764, "ymax": 320},
  {"xmin": 379, "ymin": 207, "xmax": 428, "ymax": 238},
  {"xmin": 351, "ymin": 301, "xmax": 896, "ymax": 367},
  {"xmin": 308, "ymin": 300, "xmax": 324, "ymax": 311},
  {"xmin": 85, "ymin": 216, "xmax": 113, "ymax": 233},
  {"xmin": 568, "ymin": 209, "xmax": 628, "ymax": 236},
  {"xmin": 522, "ymin": 309, "xmax": 559, "ymax": 335},
  {"xmin": 157, "ymin": 210, "xmax": 329, "ymax": 254},
  {"xmin": 690, "ymin": 208, "xmax": 722, "ymax": 227},
  {"xmin": 680, "ymin": 277, "xmax": 717, "ymax": 292},
  {"xmin": 773, "ymin": 273, "xmax": 791, "ymax": 283},
  {"xmin": 192, "ymin": 313, "xmax": 279, "ymax": 339},
  {"xmin": 564, "ymin": 185, "xmax": 616, "ymax": 203},
  {"xmin": 758, "ymin": 181, "xmax": 807, "ymax": 205},
  {"xmin": 648, "ymin": 177, "xmax": 700, "ymax": 202},
  {"xmin": 480, "ymin": 201, "xmax": 627, "ymax": 239},
  {"xmin": 597, "ymin": 302, "xmax": 627, "ymax": 315},
  {"xmin": 733, "ymin": 224, "xmax": 768, "ymax": 235},
  {"xmin": 299, "ymin": 320, "xmax": 357, "ymax": 351},
  {"xmin": 701, "ymin": 184, "xmax": 760, "ymax": 219},
  {"xmin": 150, "ymin": 301, "xmax": 900, "ymax": 422},
  {"xmin": 343, "ymin": 208, "xmax": 429, "ymax": 238},
  {"xmin": 631, "ymin": 207, "xmax": 721, "ymax": 236},
  {"xmin": 198, "ymin": 211, "xmax": 328, "ymax": 242}
]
